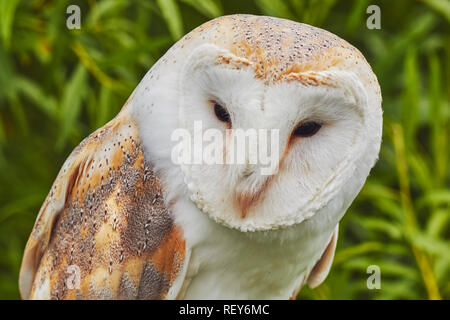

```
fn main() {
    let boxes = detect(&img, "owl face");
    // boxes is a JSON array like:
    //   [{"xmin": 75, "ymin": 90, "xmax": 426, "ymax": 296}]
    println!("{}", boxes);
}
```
[
  {"xmin": 134, "ymin": 15, "xmax": 382, "ymax": 232},
  {"xmin": 177, "ymin": 44, "xmax": 372, "ymax": 232}
]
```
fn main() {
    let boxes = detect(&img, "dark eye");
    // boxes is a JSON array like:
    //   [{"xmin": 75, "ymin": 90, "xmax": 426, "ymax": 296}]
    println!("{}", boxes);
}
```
[
  {"xmin": 213, "ymin": 102, "xmax": 231, "ymax": 123},
  {"xmin": 293, "ymin": 121, "xmax": 322, "ymax": 138}
]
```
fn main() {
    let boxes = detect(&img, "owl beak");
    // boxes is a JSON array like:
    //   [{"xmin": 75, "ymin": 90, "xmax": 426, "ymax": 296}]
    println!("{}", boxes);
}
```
[
  {"xmin": 241, "ymin": 162, "xmax": 258, "ymax": 178},
  {"xmin": 234, "ymin": 175, "xmax": 272, "ymax": 219},
  {"xmin": 234, "ymin": 162, "xmax": 273, "ymax": 218}
]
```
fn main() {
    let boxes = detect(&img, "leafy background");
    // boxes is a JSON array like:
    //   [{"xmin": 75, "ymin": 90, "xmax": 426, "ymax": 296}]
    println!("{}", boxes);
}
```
[{"xmin": 0, "ymin": 0, "xmax": 448, "ymax": 300}]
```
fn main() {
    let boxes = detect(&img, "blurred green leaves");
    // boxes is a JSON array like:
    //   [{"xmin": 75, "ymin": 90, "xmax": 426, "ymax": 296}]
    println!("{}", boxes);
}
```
[
  {"xmin": 157, "ymin": 0, "xmax": 184, "ymax": 40},
  {"xmin": 0, "ymin": 0, "xmax": 448, "ymax": 300},
  {"xmin": 423, "ymin": 0, "xmax": 450, "ymax": 23},
  {"xmin": 0, "ymin": 0, "xmax": 20, "ymax": 48},
  {"xmin": 181, "ymin": 0, "xmax": 223, "ymax": 18}
]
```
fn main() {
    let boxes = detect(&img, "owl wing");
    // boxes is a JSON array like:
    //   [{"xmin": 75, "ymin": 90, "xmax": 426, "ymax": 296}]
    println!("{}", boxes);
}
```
[
  {"xmin": 307, "ymin": 224, "xmax": 339, "ymax": 288},
  {"xmin": 19, "ymin": 109, "xmax": 188, "ymax": 300},
  {"xmin": 290, "ymin": 224, "xmax": 339, "ymax": 299}
]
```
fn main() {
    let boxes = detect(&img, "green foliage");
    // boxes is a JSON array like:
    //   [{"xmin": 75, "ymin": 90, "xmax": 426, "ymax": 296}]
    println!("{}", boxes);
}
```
[{"xmin": 0, "ymin": 0, "xmax": 448, "ymax": 300}]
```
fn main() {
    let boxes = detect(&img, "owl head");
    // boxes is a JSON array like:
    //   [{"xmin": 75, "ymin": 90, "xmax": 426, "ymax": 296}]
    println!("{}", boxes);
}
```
[{"xmin": 132, "ymin": 15, "xmax": 382, "ymax": 232}]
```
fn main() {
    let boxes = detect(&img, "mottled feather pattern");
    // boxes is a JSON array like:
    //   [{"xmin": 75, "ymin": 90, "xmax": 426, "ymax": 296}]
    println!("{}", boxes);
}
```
[
  {"xmin": 172, "ymin": 14, "xmax": 379, "ymax": 94},
  {"xmin": 20, "ymin": 111, "xmax": 185, "ymax": 299}
]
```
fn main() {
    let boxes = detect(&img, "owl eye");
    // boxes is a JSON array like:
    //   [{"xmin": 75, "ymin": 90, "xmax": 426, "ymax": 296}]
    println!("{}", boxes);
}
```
[
  {"xmin": 293, "ymin": 121, "xmax": 322, "ymax": 138},
  {"xmin": 213, "ymin": 102, "xmax": 231, "ymax": 124}
]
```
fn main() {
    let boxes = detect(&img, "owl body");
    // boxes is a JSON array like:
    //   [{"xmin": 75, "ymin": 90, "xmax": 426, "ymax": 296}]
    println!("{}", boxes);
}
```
[
  {"xmin": 171, "ymin": 198, "xmax": 341, "ymax": 299},
  {"xmin": 19, "ymin": 15, "xmax": 382, "ymax": 299}
]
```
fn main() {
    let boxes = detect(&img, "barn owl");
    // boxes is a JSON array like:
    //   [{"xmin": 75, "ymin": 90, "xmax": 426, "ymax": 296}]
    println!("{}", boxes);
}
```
[{"xmin": 19, "ymin": 14, "xmax": 382, "ymax": 300}]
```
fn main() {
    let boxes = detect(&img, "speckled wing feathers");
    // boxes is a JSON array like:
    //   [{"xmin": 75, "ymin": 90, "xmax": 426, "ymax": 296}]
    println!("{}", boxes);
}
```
[{"xmin": 19, "ymin": 110, "xmax": 186, "ymax": 300}]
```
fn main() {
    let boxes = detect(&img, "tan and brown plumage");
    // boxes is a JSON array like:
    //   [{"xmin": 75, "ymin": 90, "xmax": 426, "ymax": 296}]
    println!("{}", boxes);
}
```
[{"xmin": 19, "ymin": 106, "xmax": 186, "ymax": 299}]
